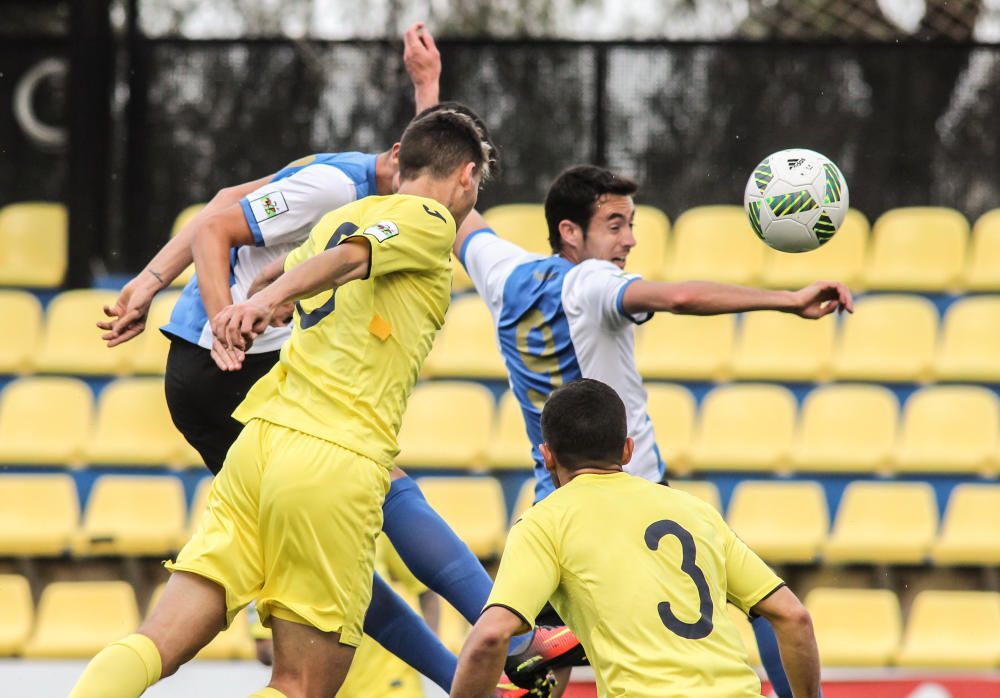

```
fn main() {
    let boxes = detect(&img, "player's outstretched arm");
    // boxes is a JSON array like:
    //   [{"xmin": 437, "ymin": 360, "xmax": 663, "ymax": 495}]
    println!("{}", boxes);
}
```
[
  {"xmin": 453, "ymin": 208, "xmax": 489, "ymax": 258},
  {"xmin": 97, "ymin": 175, "xmax": 270, "ymax": 347},
  {"xmin": 450, "ymin": 606, "xmax": 527, "ymax": 698},
  {"xmin": 751, "ymin": 587, "xmax": 821, "ymax": 698},
  {"xmin": 403, "ymin": 22, "xmax": 441, "ymax": 113},
  {"xmin": 621, "ymin": 279, "xmax": 853, "ymax": 319}
]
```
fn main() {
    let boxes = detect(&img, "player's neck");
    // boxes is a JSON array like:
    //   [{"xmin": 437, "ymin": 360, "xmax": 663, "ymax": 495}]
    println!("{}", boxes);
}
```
[
  {"xmin": 558, "ymin": 462, "xmax": 624, "ymax": 486},
  {"xmin": 398, "ymin": 177, "xmax": 468, "ymax": 223},
  {"xmin": 558, "ymin": 249, "xmax": 583, "ymax": 265},
  {"xmin": 374, "ymin": 151, "xmax": 395, "ymax": 195}
]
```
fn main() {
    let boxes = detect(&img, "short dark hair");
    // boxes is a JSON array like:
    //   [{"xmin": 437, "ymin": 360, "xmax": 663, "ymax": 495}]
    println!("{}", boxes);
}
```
[
  {"xmin": 399, "ymin": 102, "xmax": 497, "ymax": 183},
  {"xmin": 540, "ymin": 379, "xmax": 628, "ymax": 470},
  {"xmin": 544, "ymin": 165, "xmax": 638, "ymax": 253}
]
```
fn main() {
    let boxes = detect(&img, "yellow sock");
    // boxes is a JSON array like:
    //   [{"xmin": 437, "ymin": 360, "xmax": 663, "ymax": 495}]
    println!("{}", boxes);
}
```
[
  {"xmin": 248, "ymin": 689, "xmax": 288, "ymax": 698},
  {"xmin": 68, "ymin": 633, "xmax": 162, "ymax": 698}
]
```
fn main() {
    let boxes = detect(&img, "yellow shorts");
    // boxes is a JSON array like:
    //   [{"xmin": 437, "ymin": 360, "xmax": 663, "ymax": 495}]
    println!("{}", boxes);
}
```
[{"xmin": 167, "ymin": 418, "xmax": 391, "ymax": 646}]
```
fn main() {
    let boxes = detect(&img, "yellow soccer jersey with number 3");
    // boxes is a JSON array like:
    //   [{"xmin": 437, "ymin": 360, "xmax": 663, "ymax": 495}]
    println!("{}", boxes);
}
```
[{"xmin": 233, "ymin": 194, "xmax": 455, "ymax": 469}]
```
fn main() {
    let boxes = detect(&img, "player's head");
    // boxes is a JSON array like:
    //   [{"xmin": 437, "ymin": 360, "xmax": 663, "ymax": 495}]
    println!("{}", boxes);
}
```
[
  {"xmin": 540, "ymin": 379, "xmax": 634, "ymax": 487},
  {"xmin": 544, "ymin": 165, "xmax": 638, "ymax": 269},
  {"xmin": 394, "ymin": 103, "xmax": 496, "ymax": 224}
]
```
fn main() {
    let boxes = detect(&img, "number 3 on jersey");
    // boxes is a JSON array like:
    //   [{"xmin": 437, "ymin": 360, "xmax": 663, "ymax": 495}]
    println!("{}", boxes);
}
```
[
  {"xmin": 644, "ymin": 519, "xmax": 715, "ymax": 640},
  {"xmin": 297, "ymin": 221, "xmax": 358, "ymax": 329}
]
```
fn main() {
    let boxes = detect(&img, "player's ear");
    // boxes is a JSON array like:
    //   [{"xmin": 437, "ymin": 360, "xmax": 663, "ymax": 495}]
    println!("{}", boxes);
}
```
[
  {"xmin": 459, "ymin": 161, "xmax": 477, "ymax": 191},
  {"xmin": 390, "ymin": 142, "xmax": 401, "ymax": 161},
  {"xmin": 540, "ymin": 442, "xmax": 556, "ymax": 471},
  {"xmin": 558, "ymin": 219, "xmax": 582, "ymax": 251},
  {"xmin": 620, "ymin": 437, "xmax": 634, "ymax": 466}
]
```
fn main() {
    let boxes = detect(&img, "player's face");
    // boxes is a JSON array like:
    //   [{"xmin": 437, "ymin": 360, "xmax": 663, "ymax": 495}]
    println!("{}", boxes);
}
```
[{"xmin": 579, "ymin": 195, "xmax": 636, "ymax": 270}]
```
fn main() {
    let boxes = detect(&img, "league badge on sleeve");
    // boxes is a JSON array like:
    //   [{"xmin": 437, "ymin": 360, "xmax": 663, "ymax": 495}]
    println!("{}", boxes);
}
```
[
  {"xmin": 364, "ymin": 221, "xmax": 400, "ymax": 243},
  {"xmin": 249, "ymin": 191, "xmax": 289, "ymax": 223}
]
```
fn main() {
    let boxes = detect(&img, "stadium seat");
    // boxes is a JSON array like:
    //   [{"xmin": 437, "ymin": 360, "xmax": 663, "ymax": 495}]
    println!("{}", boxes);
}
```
[
  {"xmin": 931, "ymin": 484, "xmax": 1000, "ymax": 566},
  {"xmin": 830, "ymin": 294, "xmax": 938, "ymax": 383},
  {"xmin": 635, "ymin": 312, "xmax": 735, "ymax": 381},
  {"xmin": 805, "ymin": 588, "xmax": 901, "ymax": 667},
  {"xmin": 0, "ymin": 290, "xmax": 42, "ymax": 373},
  {"xmin": 23, "ymin": 581, "xmax": 140, "ymax": 658},
  {"xmin": 627, "ymin": 205, "xmax": 670, "ymax": 281},
  {"xmin": 182, "ymin": 476, "xmax": 214, "ymax": 546},
  {"xmin": 665, "ymin": 205, "xmax": 765, "ymax": 285},
  {"xmin": 423, "ymin": 295, "xmax": 506, "ymax": 379},
  {"xmin": 396, "ymin": 382, "xmax": 495, "ymax": 470},
  {"xmin": 934, "ymin": 295, "xmax": 1000, "ymax": 382},
  {"xmin": 896, "ymin": 591, "xmax": 1000, "ymax": 669},
  {"xmin": 688, "ymin": 384, "xmax": 797, "ymax": 472},
  {"xmin": 824, "ymin": 482, "xmax": 938, "ymax": 564},
  {"xmin": 726, "ymin": 604, "xmax": 761, "ymax": 666},
  {"xmin": 0, "ymin": 474, "xmax": 78, "ymax": 556},
  {"xmin": 84, "ymin": 378, "xmax": 190, "ymax": 467},
  {"xmin": 73, "ymin": 475, "xmax": 186, "ymax": 556},
  {"xmin": 0, "ymin": 575, "xmax": 33, "ymax": 656},
  {"xmin": 510, "ymin": 477, "xmax": 537, "ymax": 526},
  {"xmin": 789, "ymin": 384, "xmax": 898, "ymax": 474},
  {"xmin": 35, "ymin": 289, "xmax": 141, "ymax": 375},
  {"xmin": 131, "ymin": 290, "xmax": 182, "ymax": 374},
  {"xmin": 487, "ymin": 391, "xmax": 534, "ymax": 470},
  {"xmin": 893, "ymin": 386, "xmax": 998, "ymax": 476},
  {"xmin": 761, "ymin": 208, "xmax": 869, "ymax": 290},
  {"xmin": 726, "ymin": 481, "xmax": 828, "ymax": 563},
  {"xmin": 169, "ymin": 203, "xmax": 205, "ymax": 288},
  {"xmin": 146, "ymin": 583, "xmax": 254, "ymax": 659},
  {"xmin": 452, "ymin": 256, "xmax": 474, "ymax": 292},
  {"xmin": 0, "ymin": 377, "xmax": 93, "ymax": 467},
  {"xmin": 644, "ymin": 383, "xmax": 696, "ymax": 475},
  {"xmin": 417, "ymin": 477, "xmax": 506, "ymax": 559},
  {"xmin": 963, "ymin": 209, "xmax": 1000, "ymax": 291},
  {"xmin": 0, "ymin": 202, "xmax": 68, "ymax": 287},
  {"xmin": 669, "ymin": 480, "xmax": 721, "ymax": 511},
  {"xmin": 437, "ymin": 600, "xmax": 473, "ymax": 655},
  {"xmin": 864, "ymin": 207, "xmax": 969, "ymax": 292},
  {"xmin": 483, "ymin": 204, "xmax": 550, "ymax": 255},
  {"xmin": 730, "ymin": 311, "xmax": 836, "ymax": 382}
]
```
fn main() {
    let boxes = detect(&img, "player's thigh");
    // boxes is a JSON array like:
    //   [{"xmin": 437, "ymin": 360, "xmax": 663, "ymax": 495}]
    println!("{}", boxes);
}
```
[
  {"xmin": 269, "ymin": 616, "xmax": 356, "ymax": 698},
  {"xmin": 257, "ymin": 430, "xmax": 391, "ymax": 645}
]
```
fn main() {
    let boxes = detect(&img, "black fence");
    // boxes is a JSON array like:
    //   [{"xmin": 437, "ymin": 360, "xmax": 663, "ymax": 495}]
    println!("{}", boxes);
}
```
[{"xmin": 4, "ymin": 30, "xmax": 1000, "ymax": 283}]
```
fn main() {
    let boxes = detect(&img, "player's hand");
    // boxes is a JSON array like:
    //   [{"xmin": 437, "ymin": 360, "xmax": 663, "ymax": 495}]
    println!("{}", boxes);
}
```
[
  {"xmin": 403, "ymin": 22, "xmax": 440, "ymax": 91},
  {"xmin": 96, "ymin": 277, "xmax": 158, "ymax": 347},
  {"xmin": 271, "ymin": 301, "xmax": 295, "ymax": 327},
  {"xmin": 209, "ymin": 336, "xmax": 245, "ymax": 372},
  {"xmin": 213, "ymin": 300, "xmax": 272, "ymax": 352},
  {"xmin": 791, "ymin": 281, "xmax": 854, "ymax": 319}
]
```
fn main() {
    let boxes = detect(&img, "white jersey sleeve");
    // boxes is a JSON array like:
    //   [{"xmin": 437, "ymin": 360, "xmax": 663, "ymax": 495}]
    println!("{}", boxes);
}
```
[
  {"xmin": 562, "ymin": 259, "xmax": 651, "ymax": 329},
  {"xmin": 239, "ymin": 165, "xmax": 360, "ymax": 248},
  {"xmin": 460, "ymin": 229, "xmax": 545, "ymax": 318}
]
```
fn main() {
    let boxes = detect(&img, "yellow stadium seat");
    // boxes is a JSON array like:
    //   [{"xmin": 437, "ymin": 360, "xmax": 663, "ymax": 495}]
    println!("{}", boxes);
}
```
[
  {"xmin": 864, "ymin": 207, "xmax": 969, "ymax": 292},
  {"xmin": 146, "ymin": 583, "xmax": 254, "ymax": 659},
  {"xmin": 509, "ymin": 478, "xmax": 537, "ymax": 527},
  {"xmin": 963, "ymin": 209, "xmax": 1000, "ymax": 291},
  {"xmin": 627, "ymin": 205, "xmax": 670, "ymax": 281},
  {"xmin": 830, "ymin": 295, "xmax": 938, "ymax": 383},
  {"xmin": 934, "ymin": 296, "xmax": 1000, "ymax": 382},
  {"xmin": 131, "ymin": 291, "xmax": 181, "ymax": 374},
  {"xmin": 452, "ymin": 255, "xmax": 474, "ymax": 292},
  {"xmin": 397, "ymin": 382, "xmax": 495, "ymax": 470},
  {"xmin": 897, "ymin": 591, "xmax": 1000, "ymax": 669},
  {"xmin": 645, "ymin": 383, "xmax": 696, "ymax": 475},
  {"xmin": 23, "ymin": 581, "xmax": 139, "ymax": 658},
  {"xmin": 423, "ymin": 296, "xmax": 506, "ymax": 379},
  {"xmin": 789, "ymin": 384, "xmax": 898, "ymax": 474},
  {"xmin": 0, "ymin": 575, "xmax": 33, "ymax": 656},
  {"xmin": 0, "ymin": 290, "xmax": 42, "ymax": 373},
  {"xmin": 0, "ymin": 377, "xmax": 93, "ymax": 467},
  {"xmin": 730, "ymin": 311, "xmax": 836, "ymax": 382},
  {"xmin": 483, "ymin": 204, "xmax": 550, "ymax": 255},
  {"xmin": 169, "ymin": 203, "xmax": 205, "ymax": 288},
  {"xmin": 669, "ymin": 480, "xmax": 721, "ymax": 512},
  {"xmin": 0, "ymin": 202, "xmax": 67, "ymax": 287},
  {"xmin": 417, "ymin": 477, "xmax": 506, "ymax": 559},
  {"xmin": 805, "ymin": 588, "xmax": 901, "ymax": 667},
  {"xmin": 665, "ymin": 206, "xmax": 765, "ymax": 285},
  {"xmin": 84, "ymin": 378, "xmax": 189, "ymax": 467},
  {"xmin": 487, "ymin": 391, "xmax": 534, "ymax": 470},
  {"xmin": 437, "ymin": 600, "xmax": 473, "ymax": 655},
  {"xmin": 635, "ymin": 312, "xmax": 735, "ymax": 381},
  {"xmin": 824, "ymin": 482, "xmax": 938, "ymax": 564},
  {"xmin": 181, "ymin": 476, "xmax": 213, "ymax": 547},
  {"xmin": 35, "ymin": 290, "xmax": 141, "ymax": 375},
  {"xmin": 73, "ymin": 475, "xmax": 186, "ymax": 556},
  {"xmin": 727, "ymin": 481, "xmax": 828, "ymax": 563},
  {"xmin": 688, "ymin": 384, "xmax": 797, "ymax": 472},
  {"xmin": 761, "ymin": 209, "xmax": 870, "ymax": 290},
  {"xmin": 932, "ymin": 484, "xmax": 1000, "ymax": 566},
  {"xmin": 0, "ymin": 474, "xmax": 78, "ymax": 556},
  {"xmin": 893, "ymin": 386, "xmax": 998, "ymax": 476},
  {"xmin": 726, "ymin": 604, "xmax": 761, "ymax": 666}
]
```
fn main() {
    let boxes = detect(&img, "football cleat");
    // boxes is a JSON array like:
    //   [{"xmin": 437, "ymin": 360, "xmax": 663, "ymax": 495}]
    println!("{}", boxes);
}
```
[
  {"xmin": 504, "ymin": 625, "xmax": 586, "ymax": 688},
  {"xmin": 493, "ymin": 671, "xmax": 556, "ymax": 698}
]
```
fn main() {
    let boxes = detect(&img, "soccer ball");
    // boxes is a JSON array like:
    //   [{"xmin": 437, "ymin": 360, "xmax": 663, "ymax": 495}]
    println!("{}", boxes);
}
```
[{"xmin": 743, "ymin": 148, "xmax": 849, "ymax": 253}]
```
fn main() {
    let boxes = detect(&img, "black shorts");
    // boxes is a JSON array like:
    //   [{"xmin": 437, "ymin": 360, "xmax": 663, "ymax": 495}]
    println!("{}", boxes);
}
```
[{"xmin": 164, "ymin": 338, "xmax": 280, "ymax": 475}]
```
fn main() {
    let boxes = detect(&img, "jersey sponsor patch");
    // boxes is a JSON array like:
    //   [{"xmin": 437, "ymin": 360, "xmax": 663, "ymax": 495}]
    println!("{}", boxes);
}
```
[
  {"xmin": 363, "ymin": 220, "xmax": 400, "ymax": 243},
  {"xmin": 249, "ymin": 191, "xmax": 289, "ymax": 223}
]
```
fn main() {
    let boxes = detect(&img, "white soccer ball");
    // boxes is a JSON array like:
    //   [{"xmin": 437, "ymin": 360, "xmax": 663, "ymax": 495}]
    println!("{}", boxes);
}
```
[{"xmin": 743, "ymin": 148, "xmax": 849, "ymax": 253}]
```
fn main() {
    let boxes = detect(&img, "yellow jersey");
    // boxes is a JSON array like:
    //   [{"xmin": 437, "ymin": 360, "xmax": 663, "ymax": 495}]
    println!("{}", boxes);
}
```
[
  {"xmin": 486, "ymin": 472, "xmax": 783, "ymax": 698},
  {"xmin": 233, "ymin": 194, "xmax": 455, "ymax": 469}
]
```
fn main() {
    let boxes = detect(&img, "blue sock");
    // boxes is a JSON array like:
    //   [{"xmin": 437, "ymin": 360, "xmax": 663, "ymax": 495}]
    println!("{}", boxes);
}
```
[
  {"xmin": 751, "ymin": 615, "xmax": 792, "ymax": 698},
  {"xmin": 365, "ymin": 572, "xmax": 457, "ymax": 691},
  {"xmin": 382, "ymin": 476, "xmax": 534, "ymax": 655}
]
